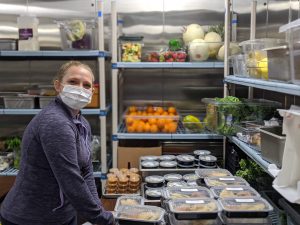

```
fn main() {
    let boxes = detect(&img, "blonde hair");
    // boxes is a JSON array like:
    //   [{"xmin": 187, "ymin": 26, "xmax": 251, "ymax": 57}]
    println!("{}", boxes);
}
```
[{"xmin": 54, "ymin": 61, "xmax": 95, "ymax": 82}]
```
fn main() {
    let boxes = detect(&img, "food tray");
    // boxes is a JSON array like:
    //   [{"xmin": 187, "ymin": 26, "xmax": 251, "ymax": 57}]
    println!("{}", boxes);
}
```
[
  {"xmin": 139, "ymin": 159, "xmax": 198, "ymax": 172},
  {"xmin": 204, "ymin": 176, "xmax": 249, "ymax": 188},
  {"xmin": 168, "ymin": 198, "xmax": 220, "ymax": 220},
  {"xmin": 168, "ymin": 213, "xmax": 221, "ymax": 225},
  {"xmin": 162, "ymin": 186, "xmax": 213, "ymax": 200},
  {"xmin": 115, "ymin": 195, "xmax": 144, "ymax": 211},
  {"xmin": 195, "ymin": 168, "xmax": 232, "ymax": 179},
  {"xmin": 116, "ymin": 205, "xmax": 165, "ymax": 225},
  {"xmin": 123, "ymin": 106, "xmax": 179, "ymax": 133},
  {"xmin": 164, "ymin": 174, "xmax": 183, "ymax": 182},
  {"xmin": 211, "ymin": 185, "xmax": 261, "ymax": 199},
  {"xmin": 218, "ymin": 197, "xmax": 273, "ymax": 218},
  {"xmin": 102, "ymin": 180, "xmax": 141, "ymax": 199},
  {"xmin": 167, "ymin": 181, "xmax": 187, "ymax": 188}
]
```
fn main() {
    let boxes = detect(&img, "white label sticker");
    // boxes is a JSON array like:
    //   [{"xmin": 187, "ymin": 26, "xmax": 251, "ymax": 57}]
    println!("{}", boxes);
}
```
[
  {"xmin": 226, "ymin": 188, "xmax": 243, "ymax": 191},
  {"xmin": 181, "ymin": 188, "xmax": 198, "ymax": 192},
  {"xmin": 219, "ymin": 178, "xmax": 235, "ymax": 181},
  {"xmin": 235, "ymin": 199, "xmax": 255, "ymax": 203},
  {"xmin": 186, "ymin": 200, "xmax": 205, "ymax": 204}
]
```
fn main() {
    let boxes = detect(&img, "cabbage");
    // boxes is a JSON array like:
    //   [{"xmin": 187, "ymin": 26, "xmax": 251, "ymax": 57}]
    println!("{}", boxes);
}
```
[
  {"xmin": 189, "ymin": 39, "xmax": 209, "ymax": 61},
  {"xmin": 183, "ymin": 24, "xmax": 204, "ymax": 45},
  {"xmin": 204, "ymin": 32, "xmax": 222, "ymax": 58},
  {"xmin": 217, "ymin": 43, "xmax": 241, "ymax": 61}
]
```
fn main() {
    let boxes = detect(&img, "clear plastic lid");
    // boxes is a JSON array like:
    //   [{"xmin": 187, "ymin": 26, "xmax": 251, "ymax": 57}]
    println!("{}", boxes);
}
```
[
  {"xmin": 116, "ymin": 205, "xmax": 165, "ymax": 223},
  {"xmin": 218, "ymin": 197, "xmax": 273, "ymax": 213},
  {"xmin": 193, "ymin": 150, "xmax": 211, "ymax": 156},
  {"xmin": 195, "ymin": 169, "xmax": 232, "ymax": 178},
  {"xmin": 145, "ymin": 175, "xmax": 164, "ymax": 184},
  {"xmin": 167, "ymin": 181, "xmax": 187, "ymax": 188},
  {"xmin": 145, "ymin": 188, "xmax": 162, "ymax": 198},
  {"xmin": 115, "ymin": 196, "xmax": 144, "ymax": 211},
  {"xmin": 163, "ymin": 186, "xmax": 213, "ymax": 200},
  {"xmin": 187, "ymin": 180, "xmax": 198, "ymax": 187},
  {"xmin": 199, "ymin": 155, "xmax": 217, "ymax": 163},
  {"xmin": 211, "ymin": 185, "xmax": 260, "ymax": 199},
  {"xmin": 141, "ymin": 160, "xmax": 159, "ymax": 168},
  {"xmin": 164, "ymin": 173, "xmax": 183, "ymax": 182},
  {"xmin": 183, "ymin": 173, "xmax": 199, "ymax": 182},
  {"xmin": 204, "ymin": 176, "xmax": 249, "ymax": 187},
  {"xmin": 176, "ymin": 154, "xmax": 195, "ymax": 163},
  {"xmin": 159, "ymin": 160, "xmax": 177, "ymax": 168},
  {"xmin": 168, "ymin": 198, "xmax": 220, "ymax": 214},
  {"xmin": 159, "ymin": 155, "xmax": 176, "ymax": 161},
  {"xmin": 140, "ymin": 155, "xmax": 159, "ymax": 161}
]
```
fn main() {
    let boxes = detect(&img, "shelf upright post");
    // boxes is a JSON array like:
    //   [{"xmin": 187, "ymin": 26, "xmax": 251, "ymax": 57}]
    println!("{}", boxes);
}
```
[
  {"xmin": 248, "ymin": 0, "xmax": 257, "ymax": 99},
  {"xmin": 111, "ymin": 0, "xmax": 118, "ymax": 168},
  {"xmin": 97, "ymin": 0, "xmax": 107, "ymax": 174}
]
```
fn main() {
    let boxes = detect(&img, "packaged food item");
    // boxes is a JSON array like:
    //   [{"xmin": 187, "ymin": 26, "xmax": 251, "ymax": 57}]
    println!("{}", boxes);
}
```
[
  {"xmin": 195, "ymin": 169, "xmax": 232, "ymax": 181},
  {"xmin": 186, "ymin": 181, "xmax": 198, "ymax": 187},
  {"xmin": 167, "ymin": 181, "xmax": 187, "ymax": 188},
  {"xmin": 163, "ymin": 186, "xmax": 212, "ymax": 200},
  {"xmin": 109, "ymin": 168, "xmax": 119, "ymax": 174},
  {"xmin": 119, "ymin": 36, "xmax": 143, "ymax": 62},
  {"xmin": 168, "ymin": 198, "xmax": 220, "ymax": 220},
  {"xmin": 204, "ymin": 176, "xmax": 249, "ymax": 188},
  {"xmin": 159, "ymin": 155, "xmax": 176, "ymax": 161},
  {"xmin": 141, "ymin": 155, "xmax": 159, "ymax": 161},
  {"xmin": 145, "ymin": 175, "xmax": 164, "ymax": 188},
  {"xmin": 159, "ymin": 160, "xmax": 177, "ymax": 168},
  {"xmin": 164, "ymin": 174, "xmax": 183, "ymax": 183},
  {"xmin": 211, "ymin": 185, "xmax": 260, "ymax": 199},
  {"xmin": 145, "ymin": 188, "xmax": 162, "ymax": 200},
  {"xmin": 141, "ymin": 160, "xmax": 159, "ymax": 169},
  {"xmin": 115, "ymin": 196, "xmax": 144, "ymax": 211},
  {"xmin": 183, "ymin": 173, "xmax": 199, "ymax": 182},
  {"xmin": 199, "ymin": 155, "xmax": 217, "ymax": 168},
  {"xmin": 116, "ymin": 205, "xmax": 165, "ymax": 225},
  {"xmin": 234, "ymin": 122, "xmax": 263, "ymax": 149},
  {"xmin": 176, "ymin": 155, "xmax": 195, "ymax": 167},
  {"xmin": 129, "ymin": 167, "xmax": 139, "ymax": 174}
]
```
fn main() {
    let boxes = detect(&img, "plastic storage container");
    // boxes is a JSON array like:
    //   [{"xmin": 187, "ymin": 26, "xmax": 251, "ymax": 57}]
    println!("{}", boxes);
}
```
[
  {"xmin": 124, "ymin": 106, "xmax": 179, "ymax": 133},
  {"xmin": 234, "ymin": 122, "xmax": 263, "ymax": 150},
  {"xmin": 115, "ymin": 205, "xmax": 165, "ymax": 225},
  {"xmin": 168, "ymin": 198, "xmax": 220, "ymax": 220},
  {"xmin": 56, "ymin": 19, "xmax": 97, "ymax": 50},
  {"xmin": 17, "ymin": 15, "xmax": 39, "ymax": 51},
  {"xmin": 259, "ymin": 126, "xmax": 286, "ymax": 168},
  {"xmin": 279, "ymin": 18, "xmax": 300, "ymax": 85},
  {"xmin": 162, "ymin": 186, "xmax": 213, "ymax": 200},
  {"xmin": 195, "ymin": 168, "xmax": 232, "ymax": 182},
  {"xmin": 230, "ymin": 54, "xmax": 248, "ymax": 77},
  {"xmin": 119, "ymin": 36, "xmax": 143, "ymax": 62},
  {"xmin": 239, "ymin": 38, "xmax": 285, "ymax": 79},
  {"xmin": 204, "ymin": 176, "xmax": 249, "ymax": 188},
  {"xmin": 218, "ymin": 197, "xmax": 273, "ymax": 224},
  {"xmin": 211, "ymin": 185, "xmax": 260, "ymax": 199},
  {"xmin": 4, "ymin": 96, "xmax": 35, "ymax": 109}
]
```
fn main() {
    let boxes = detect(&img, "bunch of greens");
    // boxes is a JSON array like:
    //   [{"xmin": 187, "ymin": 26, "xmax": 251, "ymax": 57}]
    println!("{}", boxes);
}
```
[
  {"xmin": 236, "ymin": 159, "xmax": 265, "ymax": 184},
  {"xmin": 5, "ymin": 137, "xmax": 21, "ymax": 169}
]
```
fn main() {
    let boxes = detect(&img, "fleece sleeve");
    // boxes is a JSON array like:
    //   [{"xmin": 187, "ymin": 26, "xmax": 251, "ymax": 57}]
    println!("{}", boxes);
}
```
[{"xmin": 39, "ymin": 119, "xmax": 114, "ymax": 225}]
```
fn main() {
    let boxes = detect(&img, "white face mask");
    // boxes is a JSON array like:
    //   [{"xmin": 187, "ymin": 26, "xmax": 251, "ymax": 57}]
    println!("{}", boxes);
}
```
[{"xmin": 60, "ymin": 85, "xmax": 92, "ymax": 110}]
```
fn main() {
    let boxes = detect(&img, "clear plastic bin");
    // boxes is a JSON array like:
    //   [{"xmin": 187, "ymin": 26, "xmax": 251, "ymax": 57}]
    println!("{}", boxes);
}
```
[
  {"xmin": 234, "ymin": 122, "xmax": 263, "ymax": 150},
  {"xmin": 211, "ymin": 185, "xmax": 260, "ymax": 199},
  {"xmin": 230, "ymin": 54, "xmax": 248, "ymax": 77},
  {"xmin": 168, "ymin": 198, "xmax": 220, "ymax": 220},
  {"xmin": 279, "ymin": 18, "xmax": 300, "ymax": 85},
  {"xmin": 123, "ymin": 106, "xmax": 179, "ymax": 133},
  {"xmin": 4, "ymin": 96, "xmax": 35, "ymax": 109},
  {"xmin": 56, "ymin": 19, "xmax": 97, "ymax": 50},
  {"xmin": 119, "ymin": 36, "xmax": 143, "ymax": 62},
  {"xmin": 195, "ymin": 168, "xmax": 232, "ymax": 180}
]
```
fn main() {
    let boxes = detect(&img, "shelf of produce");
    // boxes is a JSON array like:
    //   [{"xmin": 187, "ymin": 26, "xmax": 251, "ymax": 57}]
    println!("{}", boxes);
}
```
[
  {"xmin": 0, "ymin": 167, "xmax": 102, "ymax": 177},
  {"xmin": 112, "ymin": 61, "xmax": 224, "ymax": 69},
  {"xmin": 225, "ymin": 76, "xmax": 300, "ymax": 96},
  {"xmin": 1, "ymin": 109, "xmax": 103, "ymax": 115},
  {"xmin": 229, "ymin": 136, "xmax": 274, "ymax": 178},
  {"xmin": 0, "ymin": 50, "xmax": 110, "ymax": 58},
  {"xmin": 116, "ymin": 122, "xmax": 223, "ymax": 140}
]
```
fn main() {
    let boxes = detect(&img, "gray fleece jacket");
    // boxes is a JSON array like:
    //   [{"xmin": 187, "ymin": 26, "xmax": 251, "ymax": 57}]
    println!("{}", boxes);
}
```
[{"xmin": 0, "ymin": 97, "xmax": 113, "ymax": 225}]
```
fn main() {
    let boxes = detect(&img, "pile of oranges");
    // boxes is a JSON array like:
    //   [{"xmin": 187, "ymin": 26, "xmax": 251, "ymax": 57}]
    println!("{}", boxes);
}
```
[{"xmin": 125, "ymin": 105, "xmax": 179, "ymax": 133}]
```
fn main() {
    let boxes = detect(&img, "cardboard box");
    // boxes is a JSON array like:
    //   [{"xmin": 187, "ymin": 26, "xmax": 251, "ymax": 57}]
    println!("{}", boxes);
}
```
[{"xmin": 117, "ymin": 146, "xmax": 162, "ymax": 168}]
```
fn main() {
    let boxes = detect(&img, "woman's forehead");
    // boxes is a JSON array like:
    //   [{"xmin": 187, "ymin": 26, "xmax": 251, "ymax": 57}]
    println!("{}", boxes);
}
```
[{"xmin": 64, "ymin": 66, "xmax": 93, "ymax": 82}]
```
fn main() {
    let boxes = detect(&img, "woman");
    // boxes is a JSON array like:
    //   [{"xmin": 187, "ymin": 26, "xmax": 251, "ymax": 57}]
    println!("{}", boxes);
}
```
[{"xmin": 0, "ymin": 61, "xmax": 114, "ymax": 225}]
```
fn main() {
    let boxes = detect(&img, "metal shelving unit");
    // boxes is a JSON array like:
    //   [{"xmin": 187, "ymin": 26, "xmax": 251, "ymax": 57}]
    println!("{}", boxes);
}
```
[
  {"xmin": 225, "ymin": 76, "xmax": 300, "ymax": 97},
  {"xmin": 229, "ymin": 137, "xmax": 273, "ymax": 177},
  {"xmin": 113, "ymin": 62, "xmax": 224, "ymax": 69},
  {"xmin": 0, "ymin": 108, "xmax": 110, "ymax": 115}
]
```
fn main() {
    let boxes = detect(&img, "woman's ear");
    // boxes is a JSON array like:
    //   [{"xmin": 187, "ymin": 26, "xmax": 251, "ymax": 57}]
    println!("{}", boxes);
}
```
[{"xmin": 54, "ymin": 80, "xmax": 62, "ymax": 93}]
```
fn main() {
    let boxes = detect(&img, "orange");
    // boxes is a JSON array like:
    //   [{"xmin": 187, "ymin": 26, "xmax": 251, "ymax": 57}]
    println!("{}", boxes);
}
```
[
  {"xmin": 162, "ymin": 123, "xmax": 170, "ymax": 133},
  {"xmin": 127, "ymin": 125, "xmax": 135, "ymax": 133},
  {"xmin": 137, "ymin": 110, "xmax": 142, "ymax": 115},
  {"xmin": 144, "ymin": 122, "xmax": 151, "ymax": 133},
  {"xmin": 150, "ymin": 124, "xmax": 159, "ymax": 133},
  {"xmin": 156, "ymin": 107, "xmax": 164, "ymax": 115},
  {"xmin": 148, "ymin": 118, "xmax": 157, "ymax": 125},
  {"xmin": 168, "ymin": 106, "xmax": 176, "ymax": 114},
  {"xmin": 162, "ymin": 111, "xmax": 169, "ymax": 116},
  {"xmin": 157, "ymin": 118, "xmax": 166, "ymax": 129},
  {"xmin": 125, "ymin": 117, "xmax": 134, "ymax": 126},
  {"xmin": 136, "ymin": 121, "xmax": 145, "ymax": 133},
  {"xmin": 129, "ymin": 112, "xmax": 137, "ymax": 116},
  {"xmin": 165, "ymin": 118, "xmax": 173, "ymax": 124},
  {"xmin": 128, "ymin": 105, "xmax": 137, "ymax": 113},
  {"xmin": 146, "ymin": 105, "xmax": 154, "ymax": 114},
  {"xmin": 168, "ymin": 122, "xmax": 178, "ymax": 133}
]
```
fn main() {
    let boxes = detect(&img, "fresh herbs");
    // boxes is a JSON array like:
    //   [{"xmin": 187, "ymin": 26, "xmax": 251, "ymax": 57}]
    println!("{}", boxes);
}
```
[
  {"xmin": 5, "ymin": 137, "xmax": 21, "ymax": 151},
  {"xmin": 236, "ymin": 159, "xmax": 265, "ymax": 184}
]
